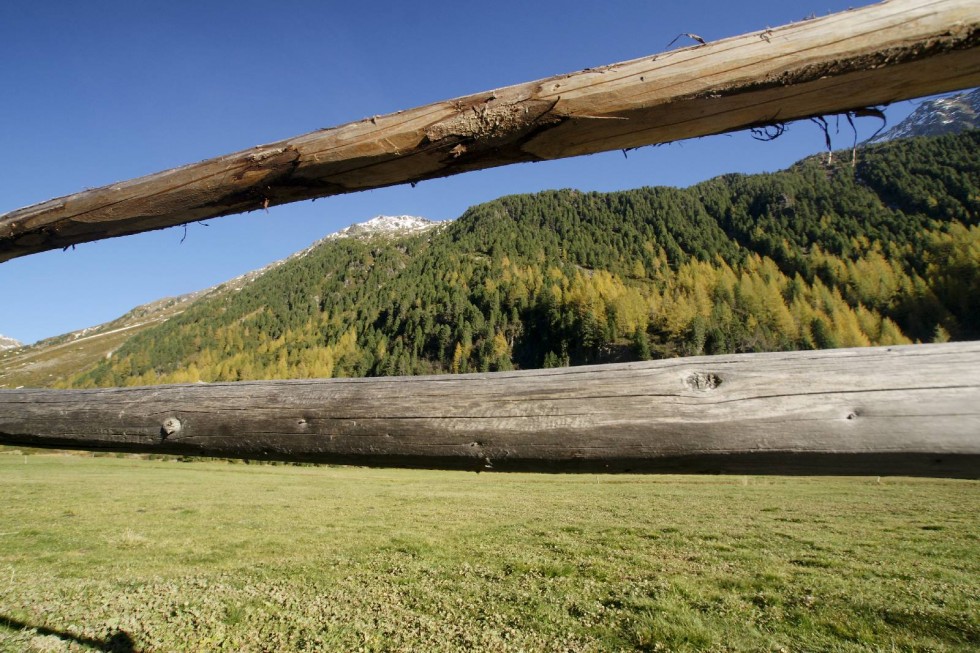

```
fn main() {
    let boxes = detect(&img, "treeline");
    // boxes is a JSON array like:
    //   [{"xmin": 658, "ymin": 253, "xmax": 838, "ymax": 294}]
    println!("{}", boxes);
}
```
[{"xmin": 63, "ymin": 131, "xmax": 980, "ymax": 387}]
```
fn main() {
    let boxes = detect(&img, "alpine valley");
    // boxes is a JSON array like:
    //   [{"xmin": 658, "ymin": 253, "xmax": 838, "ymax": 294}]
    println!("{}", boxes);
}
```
[{"xmin": 2, "ymin": 96, "xmax": 978, "ymax": 390}]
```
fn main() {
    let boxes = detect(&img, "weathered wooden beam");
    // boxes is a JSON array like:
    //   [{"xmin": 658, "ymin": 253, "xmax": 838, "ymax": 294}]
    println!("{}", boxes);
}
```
[
  {"xmin": 2, "ymin": 343, "xmax": 978, "ymax": 476},
  {"xmin": 2, "ymin": 0, "xmax": 979, "ymax": 262}
]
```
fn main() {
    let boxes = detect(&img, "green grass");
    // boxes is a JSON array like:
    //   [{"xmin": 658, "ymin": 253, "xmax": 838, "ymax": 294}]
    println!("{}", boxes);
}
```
[{"xmin": 0, "ymin": 455, "xmax": 977, "ymax": 652}]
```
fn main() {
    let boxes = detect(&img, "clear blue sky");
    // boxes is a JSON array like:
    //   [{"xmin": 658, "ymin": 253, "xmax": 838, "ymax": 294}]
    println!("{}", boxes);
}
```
[{"xmin": 0, "ymin": 0, "xmax": 934, "ymax": 344}]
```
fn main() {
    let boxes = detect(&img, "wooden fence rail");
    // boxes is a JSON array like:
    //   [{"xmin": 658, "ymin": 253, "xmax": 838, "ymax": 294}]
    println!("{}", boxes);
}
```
[
  {"xmin": 1, "ymin": 0, "xmax": 979, "ymax": 261},
  {"xmin": 3, "ymin": 343, "xmax": 978, "ymax": 476}
]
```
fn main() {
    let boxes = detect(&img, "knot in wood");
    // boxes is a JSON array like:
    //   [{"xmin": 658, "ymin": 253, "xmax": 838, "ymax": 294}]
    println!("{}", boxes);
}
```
[
  {"xmin": 161, "ymin": 417, "xmax": 182, "ymax": 438},
  {"xmin": 244, "ymin": 146, "xmax": 299, "ymax": 168},
  {"xmin": 685, "ymin": 372, "xmax": 722, "ymax": 391},
  {"xmin": 424, "ymin": 98, "xmax": 559, "ymax": 144}
]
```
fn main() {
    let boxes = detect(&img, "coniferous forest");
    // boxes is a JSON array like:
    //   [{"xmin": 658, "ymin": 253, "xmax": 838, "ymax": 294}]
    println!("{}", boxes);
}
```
[{"xmin": 64, "ymin": 131, "xmax": 980, "ymax": 388}]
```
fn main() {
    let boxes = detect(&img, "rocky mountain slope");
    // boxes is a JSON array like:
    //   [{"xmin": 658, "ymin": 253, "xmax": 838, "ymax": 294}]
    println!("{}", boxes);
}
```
[
  {"xmin": 0, "ymin": 287, "xmax": 218, "ymax": 389},
  {"xmin": 325, "ymin": 215, "xmax": 439, "ymax": 240},
  {"xmin": 869, "ymin": 88, "xmax": 979, "ymax": 143}
]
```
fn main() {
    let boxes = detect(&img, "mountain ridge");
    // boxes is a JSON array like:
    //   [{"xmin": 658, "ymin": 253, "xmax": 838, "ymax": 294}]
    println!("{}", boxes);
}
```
[
  {"xmin": 869, "ymin": 88, "xmax": 979, "ymax": 143},
  {"xmin": 326, "ymin": 215, "xmax": 440, "ymax": 240}
]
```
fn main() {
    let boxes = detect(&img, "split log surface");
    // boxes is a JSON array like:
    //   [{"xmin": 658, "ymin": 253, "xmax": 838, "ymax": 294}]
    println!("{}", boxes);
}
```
[
  {"xmin": 2, "ymin": 343, "xmax": 978, "ymax": 477},
  {"xmin": 2, "ymin": 0, "xmax": 980, "ymax": 262}
]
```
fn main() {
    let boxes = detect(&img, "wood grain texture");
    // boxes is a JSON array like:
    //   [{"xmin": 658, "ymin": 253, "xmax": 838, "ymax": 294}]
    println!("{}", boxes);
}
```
[
  {"xmin": 2, "ymin": 343, "xmax": 978, "ymax": 477},
  {"xmin": 2, "ymin": 0, "xmax": 979, "ymax": 261}
]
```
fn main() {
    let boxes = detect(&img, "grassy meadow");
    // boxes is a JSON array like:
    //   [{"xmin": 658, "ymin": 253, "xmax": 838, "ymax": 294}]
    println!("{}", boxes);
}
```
[{"xmin": 0, "ymin": 454, "xmax": 976, "ymax": 652}]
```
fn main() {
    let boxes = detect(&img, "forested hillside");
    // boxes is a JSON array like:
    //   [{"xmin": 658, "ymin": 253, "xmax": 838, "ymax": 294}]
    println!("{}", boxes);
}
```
[{"xmin": 63, "ymin": 131, "xmax": 980, "ymax": 388}]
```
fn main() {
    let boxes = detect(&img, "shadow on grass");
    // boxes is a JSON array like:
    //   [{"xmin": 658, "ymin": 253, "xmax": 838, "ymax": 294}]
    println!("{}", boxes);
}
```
[{"xmin": 0, "ymin": 614, "xmax": 137, "ymax": 652}]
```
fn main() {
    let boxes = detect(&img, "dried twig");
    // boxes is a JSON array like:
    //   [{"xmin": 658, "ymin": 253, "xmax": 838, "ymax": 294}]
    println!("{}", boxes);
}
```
[
  {"xmin": 750, "ymin": 123, "xmax": 787, "ymax": 141},
  {"xmin": 665, "ymin": 33, "xmax": 707, "ymax": 49},
  {"xmin": 845, "ymin": 113, "xmax": 859, "ymax": 166},
  {"xmin": 807, "ymin": 107, "xmax": 889, "ymax": 166},
  {"xmin": 811, "ymin": 116, "xmax": 833, "ymax": 164},
  {"xmin": 179, "ymin": 221, "xmax": 209, "ymax": 245},
  {"xmin": 854, "ymin": 107, "xmax": 888, "ymax": 142}
]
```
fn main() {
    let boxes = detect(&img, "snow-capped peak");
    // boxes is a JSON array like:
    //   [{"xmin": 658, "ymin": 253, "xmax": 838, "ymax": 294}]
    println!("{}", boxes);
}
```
[
  {"xmin": 868, "ymin": 88, "xmax": 979, "ymax": 144},
  {"xmin": 326, "ymin": 215, "xmax": 439, "ymax": 240},
  {"xmin": 0, "ymin": 334, "xmax": 23, "ymax": 351}
]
